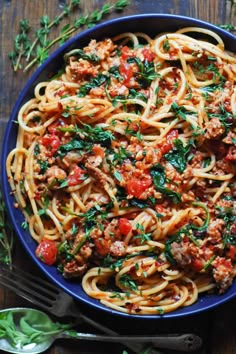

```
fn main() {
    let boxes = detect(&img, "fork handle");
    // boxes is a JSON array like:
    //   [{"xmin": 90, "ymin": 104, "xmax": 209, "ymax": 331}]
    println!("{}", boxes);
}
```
[
  {"xmin": 77, "ymin": 313, "xmax": 162, "ymax": 354},
  {"xmin": 60, "ymin": 332, "xmax": 202, "ymax": 352}
]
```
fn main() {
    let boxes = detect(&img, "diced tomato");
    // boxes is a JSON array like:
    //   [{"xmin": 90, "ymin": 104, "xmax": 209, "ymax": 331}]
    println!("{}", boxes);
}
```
[
  {"xmin": 48, "ymin": 122, "xmax": 60, "ymax": 135},
  {"xmin": 155, "ymin": 204, "xmax": 165, "ymax": 214},
  {"xmin": 142, "ymin": 48, "xmax": 155, "ymax": 62},
  {"xmin": 160, "ymin": 129, "xmax": 179, "ymax": 154},
  {"xmin": 225, "ymin": 146, "xmax": 236, "ymax": 161},
  {"xmin": 127, "ymin": 175, "xmax": 152, "ymax": 198},
  {"xmin": 67, "ymin": 166, "xmax": 85, "ymax": 186},
  {"xmin": 120, "ymin": 45, "xmax": 133, "ymax": 60},
  {"xmin": 119, "ymin": 62, "xmax": 133, "ymax": 86},
  {"xmin": 35, "ymin": 238, "xmax": 57, "ymax": 265},
  {"xmin": 191, "ymin": 259, "xmax": 203, "ymax": 271},
  {"xmin": 34, "ymin": 191, "xmax": 42, "ymax": 200},
  {"xmin": 41, "ymin": 134, "xmax": 61, "ymax": 157},
  {"xmin": 119, "ymin": 218, "xmax": 132, "ymax": 235}
]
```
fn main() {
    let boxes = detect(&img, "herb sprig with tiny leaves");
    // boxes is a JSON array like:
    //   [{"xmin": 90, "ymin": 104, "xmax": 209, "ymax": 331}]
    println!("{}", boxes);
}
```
[
  {"xmin": 217, "ymin": 0, "xmax": 236, "ymax": 32},
  {"xmin": 9, "ymin": 0, "xmax": 130, "ymax": 72},
  {"xmin": 0, "ymin": 191, "xmax": 14, "ymax": 265},
  {"xmin": 8, "ymin": 20, "xmax": 31, "ymax": 72}
]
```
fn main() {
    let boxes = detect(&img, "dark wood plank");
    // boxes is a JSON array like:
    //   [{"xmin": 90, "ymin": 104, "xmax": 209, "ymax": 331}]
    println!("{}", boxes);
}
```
[{"xmin": 0, "ymin": 1, "xmax": 235, "ymax": 354}]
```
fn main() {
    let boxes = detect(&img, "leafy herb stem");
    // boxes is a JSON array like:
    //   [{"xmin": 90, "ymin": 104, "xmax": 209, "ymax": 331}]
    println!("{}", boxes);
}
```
[
  {"xmin": 218, "ymin": 23, "xmax": 236, "ymax": 32},
  {"xmin": 25, "ymin": 0, "xmax": 80, "ymax": 62},
  {"xmin": 9, "ymin": 19, "xmax": 31, "ymax": 72},
  {"xmin": 24, "ymin": 0, "xmax": 130, "ymax": 72},
  {"xmin": 0, "ymin": 192, "xmax": 13, "ymax": 265}
]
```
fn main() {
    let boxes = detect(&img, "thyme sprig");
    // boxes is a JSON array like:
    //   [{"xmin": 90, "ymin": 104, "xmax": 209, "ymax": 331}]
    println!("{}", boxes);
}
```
[
  {"xmin": 25, "ymin": 0, "xmax": 81, "ymax": 63},
  {"xmin": 0, "ymin": 192, "xmax": 14, "ymax": 265},
  {"xmin": 9, "ymin": 0, "xmax": 130, "ymax": 73},
  {"xmin": 218, "ymin": 23, "xmax": 236, "ymax": 32},
  {"xmin": 8, "ymin": 20, "xmax": 31, "ymax": 72}
]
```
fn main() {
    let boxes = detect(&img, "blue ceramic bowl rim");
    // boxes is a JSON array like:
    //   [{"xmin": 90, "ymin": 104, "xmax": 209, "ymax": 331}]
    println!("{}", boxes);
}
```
[{"xmin": 1, "ymin": 13, "xmax": 236, "ymax": 320}]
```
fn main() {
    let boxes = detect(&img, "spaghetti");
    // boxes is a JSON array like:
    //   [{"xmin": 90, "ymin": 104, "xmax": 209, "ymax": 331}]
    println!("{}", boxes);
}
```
[{"xmin": 7, "ymin": 27, "xmax": 236, "ymax": 315}]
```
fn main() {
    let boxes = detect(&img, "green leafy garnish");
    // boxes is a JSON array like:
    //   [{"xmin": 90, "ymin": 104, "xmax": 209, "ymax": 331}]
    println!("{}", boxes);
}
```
[
  {"xmin": 216, "ymin": 205, "xmax": 236, "ymax": 247},
  {"xmin": 164, "ymin": 139, "xmax": 193, "ymax": 173},
  {"xmin": 78, "ymin": 74, "xmax": 109, "ymax": 97},
  {"xmin": 170, "ymin": 102, "xmax": 196, "ymax": 121},
  {"xmin": 58, "ymin": 123, "xmax": 114, "ymax": 157},
  {"xmin": 119, "ymin": 273, "xmax": 138, "ymax": 291},
  {"xmin": 37, "ymin": 160, "xmax": 49, "ymax": 174},
  {"xmin": 9, "ymin": 0, "xmax": 130, "ymax": 72},
  {"xmin": 191, "ymin": 201, "xmax": 210, "ymax": 232},
  {"xmin": 207, "ymin": 104, "xmax": 234, "ymax": 132},
  {"xmin": 150, "ymin": 164, "xmax": 181, "ymax": 204},
  {"xmin": 0, "ymin": 192, "xmax": 13, "ymax": 265},
  {"xmin": 0, "ymin": 310, "xmax": 72, "ymax": 348},
  {"xmin": 64, "ymin": 49, "xmax": 100, "ymax": 64},
  {"xmin": 127, "ymin": 57, "xmax": 158, "ymax": 88}
]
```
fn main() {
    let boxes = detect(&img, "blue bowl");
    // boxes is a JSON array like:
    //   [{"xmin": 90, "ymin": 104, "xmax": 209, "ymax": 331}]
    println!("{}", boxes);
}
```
[{"xmin": 2, "ymin": 14, "xmax": 236, "ymax": 319}]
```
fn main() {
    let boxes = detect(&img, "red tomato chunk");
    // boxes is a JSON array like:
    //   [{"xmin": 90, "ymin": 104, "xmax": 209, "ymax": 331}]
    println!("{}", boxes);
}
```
[
  {"xmin": 119, "ymin": 218, "xmax": 132, "ymax": 235},
  {"xmin": 35, "ymin": 238, "xmax": 57, "ymax": 265}
]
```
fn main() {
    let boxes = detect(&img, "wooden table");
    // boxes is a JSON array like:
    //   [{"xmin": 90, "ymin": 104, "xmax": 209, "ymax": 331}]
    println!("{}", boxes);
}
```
[{"xmin": 0, "ymin": 1, "xmax": 236, "ymax": 353}]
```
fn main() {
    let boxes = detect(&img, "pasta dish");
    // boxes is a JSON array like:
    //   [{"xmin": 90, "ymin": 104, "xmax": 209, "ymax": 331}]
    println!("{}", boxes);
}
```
[{"xmin": 6, "ymin": 27, "xmax": 236, "ymax": 315}]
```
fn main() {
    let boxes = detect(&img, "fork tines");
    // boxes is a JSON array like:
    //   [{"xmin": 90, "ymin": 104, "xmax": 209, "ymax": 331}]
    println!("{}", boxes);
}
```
[{"xmin": 0, "ymin": 263, "xmax": 59, "ymax": 311}]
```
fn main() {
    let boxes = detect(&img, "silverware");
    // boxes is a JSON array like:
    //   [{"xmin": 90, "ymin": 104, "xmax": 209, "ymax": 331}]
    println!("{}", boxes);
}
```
[
  {"xmin": 0, "ymin": 264, "xmax": 202, "ymax": 353},
  {"xmin": 0, "ymin": 307, "xmax": 202, "ymax": 354}
]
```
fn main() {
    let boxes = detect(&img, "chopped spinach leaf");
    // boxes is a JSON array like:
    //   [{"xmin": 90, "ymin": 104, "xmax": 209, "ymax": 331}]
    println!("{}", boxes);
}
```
[
  {"xmin": 58, "ymin": 124, "xmax": 114, "ymax": 157},
  {"xmin": 64, "ymin": 48, "xmax": 100, "ymax": 64},
  {"xmin": 108, "ymin": 65, "xmax": 123, "ymax": 81},
  {"xmin": 127, "ymin": 57, "xmax": 158, "ymax": 88},
  {"xmin": 150, "ymin": 164, "xmax": 181, "ymax": 204},
  {"xmin": 164, "ymin": 139, "xmax": 192, "ymax": 173},
  {"xmin": 164, "ymin": 233, "xmax": 182, "ymax": 265},
  {"xmin": 216, "ymin": 205, "xmax": 236, "ymax": 247},
  {"xmin": 57, "ymin": 138, "xmax": 83, "ymax": 157},
  {"xmin": 37, "ymin": 159, "xmax": 49, "ymax": 174},
  {"xmin": 78, "ymin": 74, "xmax": 109, "ymax": 97}
]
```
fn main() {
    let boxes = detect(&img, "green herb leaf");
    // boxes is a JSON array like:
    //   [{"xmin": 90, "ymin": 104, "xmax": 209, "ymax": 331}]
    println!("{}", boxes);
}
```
[
  {"xmin": 150, "ymin": 164, "xmax": 181, "ymax": 204},
  {"xmin": 127, "ymin": 57, "xmax": 158, "ymax": 88},
  {"xmin": 164, "ymin": 139, "xmax": 192, "ymax": 173},
  {"xmin": 64, "ymin": 48, "xmax": 100, "ymax": 64},
  {"xmin": 119, "ymin": 273, "xmax": 138, "ymax": 291},
  {"xmin": 78, "ymin": 74, "xmax": 109, "ymax": 97},
  {"xmin": 0, "ymin": 192, "xmax": 13, "ymax": 265}
]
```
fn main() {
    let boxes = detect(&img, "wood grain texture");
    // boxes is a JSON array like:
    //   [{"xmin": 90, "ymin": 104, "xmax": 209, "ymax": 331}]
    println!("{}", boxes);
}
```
[{"xmin": 0, "ymin": 1, "xmax": 235, "ymax": 353}]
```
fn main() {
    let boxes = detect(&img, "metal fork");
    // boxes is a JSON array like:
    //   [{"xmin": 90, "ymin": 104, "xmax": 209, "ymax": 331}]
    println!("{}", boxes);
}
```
[{"xmin": 0, "ymin": 264, "xmax": 202, "ymax": 353}]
